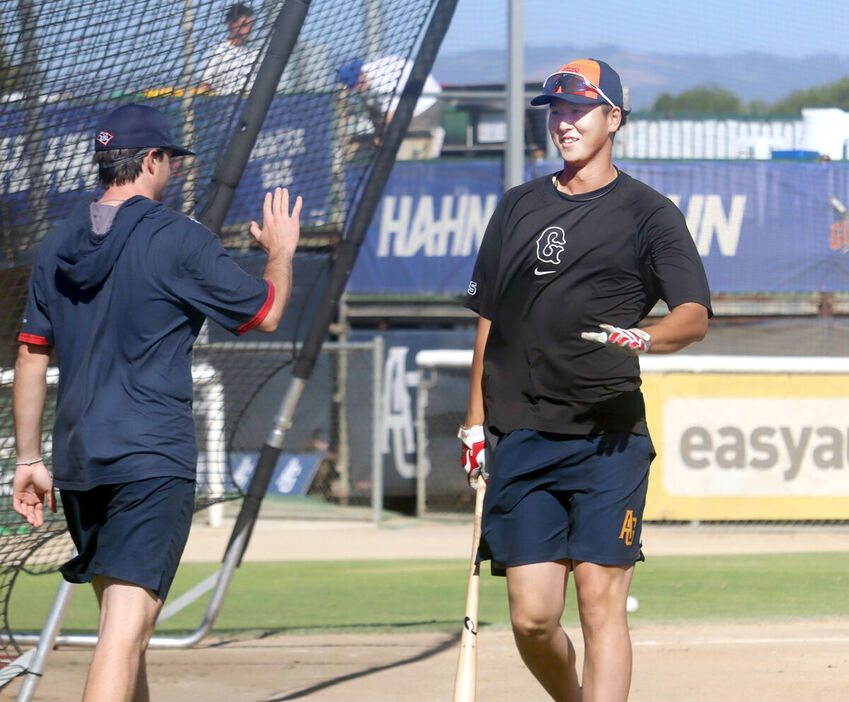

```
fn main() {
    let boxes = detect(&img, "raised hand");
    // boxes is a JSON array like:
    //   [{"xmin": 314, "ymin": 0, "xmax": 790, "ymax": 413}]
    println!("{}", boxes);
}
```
[{"xmin": 249, "ymin": 187, "xmax": 302, "ymax": 259}]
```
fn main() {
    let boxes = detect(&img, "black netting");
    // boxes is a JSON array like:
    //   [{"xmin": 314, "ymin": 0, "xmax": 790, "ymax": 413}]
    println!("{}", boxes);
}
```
[{"xmin": 0, "ymin": 0, "xmax": 443, "ymax": 666}]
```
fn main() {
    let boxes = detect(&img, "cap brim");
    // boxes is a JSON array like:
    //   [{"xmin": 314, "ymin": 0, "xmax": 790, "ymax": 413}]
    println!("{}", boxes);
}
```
[
  {"xmin": 530, "ymin": 93, "xmax": 606, "ymax": 107},
  {"xmin": 93, "ymin": 143, "xmax": 196, "ymax": 156}
]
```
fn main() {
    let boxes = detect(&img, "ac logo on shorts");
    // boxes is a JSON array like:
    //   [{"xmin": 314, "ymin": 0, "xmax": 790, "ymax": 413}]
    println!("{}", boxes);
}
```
[{"xmin": 618, "ymin": 510, "xmax": 638, "ymax": 546}]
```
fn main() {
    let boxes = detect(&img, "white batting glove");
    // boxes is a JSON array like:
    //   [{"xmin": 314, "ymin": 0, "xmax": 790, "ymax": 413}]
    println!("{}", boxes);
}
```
[
  {"xmin": 581, "ymin": 324, "xmax": 652, "ymax": 356},
  {"xmin": 458, "ymin": 425, "xmax": 488, "ymax": 488}
]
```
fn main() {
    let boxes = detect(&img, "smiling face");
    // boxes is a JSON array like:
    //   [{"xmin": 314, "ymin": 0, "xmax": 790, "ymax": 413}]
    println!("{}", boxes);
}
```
[{"xmin": 548, "ymin": 100, "xmax": 621, "ymax": 170}]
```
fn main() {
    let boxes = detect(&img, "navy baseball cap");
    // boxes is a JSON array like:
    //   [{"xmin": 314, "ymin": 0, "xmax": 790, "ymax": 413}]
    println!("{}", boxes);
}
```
[
  {"xmin": 338, "ymin": 58, "xmax": 363, "ymax": 88},
  {"xmin": 94, "ymin": 103, "xmax": 194, "ymax": 156},
  {"xmin": 530, "ymin": 58, "xmax": 629, "ymax": 114}
]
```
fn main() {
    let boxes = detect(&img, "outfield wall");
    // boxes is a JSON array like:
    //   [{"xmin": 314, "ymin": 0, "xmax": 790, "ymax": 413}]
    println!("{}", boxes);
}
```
[
  {"xmin": 640, "ymin": 356, "xmax": 849, "ymax": 520},
  {"xmin": 416, "ymin": 350, "xmax": 849, "ymax": 520}
]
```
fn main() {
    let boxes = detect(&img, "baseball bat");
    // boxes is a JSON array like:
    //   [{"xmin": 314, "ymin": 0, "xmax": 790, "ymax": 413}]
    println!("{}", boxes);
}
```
[{"xmin": 453, "ymin": 475, "xmax": 487, "ymax": 702}]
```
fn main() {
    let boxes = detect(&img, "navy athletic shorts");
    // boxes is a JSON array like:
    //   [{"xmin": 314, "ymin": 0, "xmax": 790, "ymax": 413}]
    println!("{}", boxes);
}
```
[
  {"xmin": 59, "ymin": 476, "xmax": 195, "ymax": 601},
  {"xmin": 478, "ymin": 430, "xmax": 654, "ymax": 576}
]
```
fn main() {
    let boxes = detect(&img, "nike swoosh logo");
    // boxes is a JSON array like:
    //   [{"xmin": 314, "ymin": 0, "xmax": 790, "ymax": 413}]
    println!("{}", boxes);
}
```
[{"xmin": 534, "ymin": 268, "xmax": 556, "ymax": 276}]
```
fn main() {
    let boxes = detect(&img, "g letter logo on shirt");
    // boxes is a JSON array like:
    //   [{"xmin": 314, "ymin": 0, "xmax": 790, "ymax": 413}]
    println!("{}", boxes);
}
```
[{"xmin": 535, "ymin": 227, "xmax": 566, "ymax": 275}]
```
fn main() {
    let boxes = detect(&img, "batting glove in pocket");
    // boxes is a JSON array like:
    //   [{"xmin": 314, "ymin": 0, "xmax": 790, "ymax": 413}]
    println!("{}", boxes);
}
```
[
  {"xmin": 458, "ymin": 424, "xmax": 489, "ymax": 488},
  {"xmin": 581, "ymin": 324, "xmax": 652, "ymax": 356}
]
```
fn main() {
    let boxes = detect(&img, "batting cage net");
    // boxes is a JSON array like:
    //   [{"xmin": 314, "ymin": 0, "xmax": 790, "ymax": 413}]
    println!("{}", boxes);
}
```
[
  {"xmin": 0, "ymin": 0, "xmax": 445, "ymax": 668},
  {"xmin": 404, "ymin": 1, "xmax": 849, "ymax": 518}
]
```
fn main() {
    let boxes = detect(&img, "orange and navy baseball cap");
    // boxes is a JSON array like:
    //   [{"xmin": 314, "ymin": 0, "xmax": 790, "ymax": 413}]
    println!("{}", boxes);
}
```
[{"xmin": 530, "ymin": 58, "xmax": 629, "ymax": 113}]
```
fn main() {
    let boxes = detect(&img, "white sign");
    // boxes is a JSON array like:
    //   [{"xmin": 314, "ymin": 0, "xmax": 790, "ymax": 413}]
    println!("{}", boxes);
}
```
[{"xmin": 662, "ymin": 397, "xmax": 849, "ymax": 496}]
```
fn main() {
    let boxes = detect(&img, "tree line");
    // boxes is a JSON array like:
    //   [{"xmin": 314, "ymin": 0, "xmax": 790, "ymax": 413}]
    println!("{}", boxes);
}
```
[{"xmin": 651, "ymin": 78, "xmax": 849, "ymax": 115}]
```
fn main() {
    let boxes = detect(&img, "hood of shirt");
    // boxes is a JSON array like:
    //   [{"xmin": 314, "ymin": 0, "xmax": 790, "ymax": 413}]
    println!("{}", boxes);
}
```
[{"xmin": 56, "ymin": 195, "xmax": 160, "ymax": 291}]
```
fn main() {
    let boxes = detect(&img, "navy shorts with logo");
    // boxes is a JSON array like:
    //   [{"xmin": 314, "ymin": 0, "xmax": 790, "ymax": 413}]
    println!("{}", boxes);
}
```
[
  {"xmin": 59, "ymin": 476, "xmax": 195, "ymax": 601},
  {"xmin": 478, "ymin": 430, "xmax": 654, "ymax": 575}
]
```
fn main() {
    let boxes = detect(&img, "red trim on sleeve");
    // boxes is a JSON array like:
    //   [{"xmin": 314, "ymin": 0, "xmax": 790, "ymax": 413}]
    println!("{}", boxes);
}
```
[
  {"xmin": 18, "ymin": 332, "xmax": 50, "ymax": 346},
  {"xmin": 238, "ymin": 280, "xmax": 275, "ymax": 335}
]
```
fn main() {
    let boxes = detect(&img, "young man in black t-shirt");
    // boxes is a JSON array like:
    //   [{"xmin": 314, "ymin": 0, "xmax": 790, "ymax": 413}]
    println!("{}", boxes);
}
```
[{"xmin": 460, "ymin": 59, "xmax": 711, "ymax": 702}]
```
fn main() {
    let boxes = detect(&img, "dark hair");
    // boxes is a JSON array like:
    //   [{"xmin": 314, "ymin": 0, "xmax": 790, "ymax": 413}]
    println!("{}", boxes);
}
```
[
  {"xmin": 93, "ymin": 148, "xmax": 164, "ymax": 188},
  {"xmin": 225, "ymin": 3, "xmax": 253, "ymax": 25},
  {"xmin": 602, "ymin": 104, "xmax": 629, "ymax": 131},
  {"xmin": 599, "ymin": 105, "xmax": 628, "ymax": 146}
]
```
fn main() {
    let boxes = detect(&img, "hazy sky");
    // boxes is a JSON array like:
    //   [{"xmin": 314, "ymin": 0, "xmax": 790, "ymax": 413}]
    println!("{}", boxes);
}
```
[{"xmin": 440, "ymin": 0, "xmax": 849, "ymax": 58}]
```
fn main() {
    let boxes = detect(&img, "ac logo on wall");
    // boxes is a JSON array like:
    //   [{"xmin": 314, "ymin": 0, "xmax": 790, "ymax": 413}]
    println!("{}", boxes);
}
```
[{"xmin": 381, "ymin": 346, "xmax": 422, "ymax": 479}]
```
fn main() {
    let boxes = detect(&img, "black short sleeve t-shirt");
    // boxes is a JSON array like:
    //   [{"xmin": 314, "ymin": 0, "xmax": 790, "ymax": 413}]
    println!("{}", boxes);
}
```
[
  {"xmin": 19, "ymin": 197, "xmax": 273, "ymax": 490},
  {"xmin": 464, "ymin": 170, "xmax": 712, "ymax": 436}
]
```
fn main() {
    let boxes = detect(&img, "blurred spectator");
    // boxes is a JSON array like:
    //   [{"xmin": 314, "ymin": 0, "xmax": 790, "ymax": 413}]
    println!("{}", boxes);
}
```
[
  {"xmin": 199, "ymin": 3, "xmax": 259, "ymax": 94},
  {"xmin": 338, "ymin": 55, "xmax": 443, "ymax": 149}
]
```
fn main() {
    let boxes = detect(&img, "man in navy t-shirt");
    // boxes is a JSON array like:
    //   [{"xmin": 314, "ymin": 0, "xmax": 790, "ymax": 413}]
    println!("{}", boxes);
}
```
[{"xmin": 12, "ymin": 103, "xmax": 301, "ymax": 701}]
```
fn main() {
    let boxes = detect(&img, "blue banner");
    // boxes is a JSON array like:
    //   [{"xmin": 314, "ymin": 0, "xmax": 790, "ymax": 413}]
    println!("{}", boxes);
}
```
[
  {"xmin": 197, "ymin": 451, "xmax": 323, "ymax": 496},
  {"xmin": 0, "ymin": 96, "xmax": 333, "ymax": 240},
  {"xmin": 348, "ymin": 161, "xmax": 503, "ymax": 294},
  {"xmin": 7, "ymin": 100, "xmax": 848, "ymax": 296},
  {"xmin": 348, "ymin": 160, "xmax": 849, "ymax": 295}
]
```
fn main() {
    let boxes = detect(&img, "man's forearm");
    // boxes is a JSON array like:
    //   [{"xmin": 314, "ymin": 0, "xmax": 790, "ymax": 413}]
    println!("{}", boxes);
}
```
[
  {"xmin": 13, "ymin": 345, "xmax": 50, "ymax": 460},
  {"xmin": 465, "ymin": 317, "xmax": 491, "ymax": 426},
  {"xmin": 643, "ymin": 302, "xmax": 709, "ymax": 354},
  {"xmin": 258, "ymin": 251, "xmax": 294, "ymax": 332}
]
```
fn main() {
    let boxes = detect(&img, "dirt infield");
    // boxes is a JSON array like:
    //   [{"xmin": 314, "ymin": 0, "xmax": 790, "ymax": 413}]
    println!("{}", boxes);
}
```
[
  {"xmin": 7, "ymin": 519, "xmax": 849, "ymax": 701},
  {"xmin": 8, "ymin": 620, "xmax": 849, "ymax": 701}
]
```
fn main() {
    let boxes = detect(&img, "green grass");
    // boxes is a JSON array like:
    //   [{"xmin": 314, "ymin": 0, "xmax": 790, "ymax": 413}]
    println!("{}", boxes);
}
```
[{"xmin": 8, "ymin": 552, "xmax": 849, "ymax": 636}]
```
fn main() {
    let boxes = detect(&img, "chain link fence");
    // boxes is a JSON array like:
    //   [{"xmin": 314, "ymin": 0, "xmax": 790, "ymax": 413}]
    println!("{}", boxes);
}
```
[{"xmin": 192, "ymin": 337, "xmax": 385, "ymax": 525}]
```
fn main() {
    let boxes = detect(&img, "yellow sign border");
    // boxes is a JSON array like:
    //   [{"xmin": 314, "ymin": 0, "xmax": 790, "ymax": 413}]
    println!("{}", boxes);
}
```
[{"xmin": 642, "ymin": 372, "xmax": 849, "ymax": 520}]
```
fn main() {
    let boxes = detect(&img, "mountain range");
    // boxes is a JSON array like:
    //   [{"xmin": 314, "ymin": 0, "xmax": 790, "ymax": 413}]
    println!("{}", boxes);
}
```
[{"xmin": 432, "ymin": 46, "xmax": 849, "ymax": 110}]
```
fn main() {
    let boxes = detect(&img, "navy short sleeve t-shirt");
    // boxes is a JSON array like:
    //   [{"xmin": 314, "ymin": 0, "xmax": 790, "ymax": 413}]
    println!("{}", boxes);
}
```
[
  {"xmin": 464, "ymin": 170, "xmax": 712, "ymax": 437},
  {"xmin": 19, "ymin": 196, "xmax": 273, "ymax": 490}
]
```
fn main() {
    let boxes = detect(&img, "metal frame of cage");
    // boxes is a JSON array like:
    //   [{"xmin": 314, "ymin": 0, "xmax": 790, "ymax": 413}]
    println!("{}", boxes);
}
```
[
  {"xmin": 3, "ymin": 336, "xmax": 385, "ymax": 698},
  {"xmin": 1, "ymin": 0, "xmax": 460, "ymax": 695}
]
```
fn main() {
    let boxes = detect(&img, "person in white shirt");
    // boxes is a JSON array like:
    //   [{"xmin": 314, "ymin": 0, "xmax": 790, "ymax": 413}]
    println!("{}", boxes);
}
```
[{"xmin": 199, "ymin": 3, "xmax": 260, "ymax": 95}]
